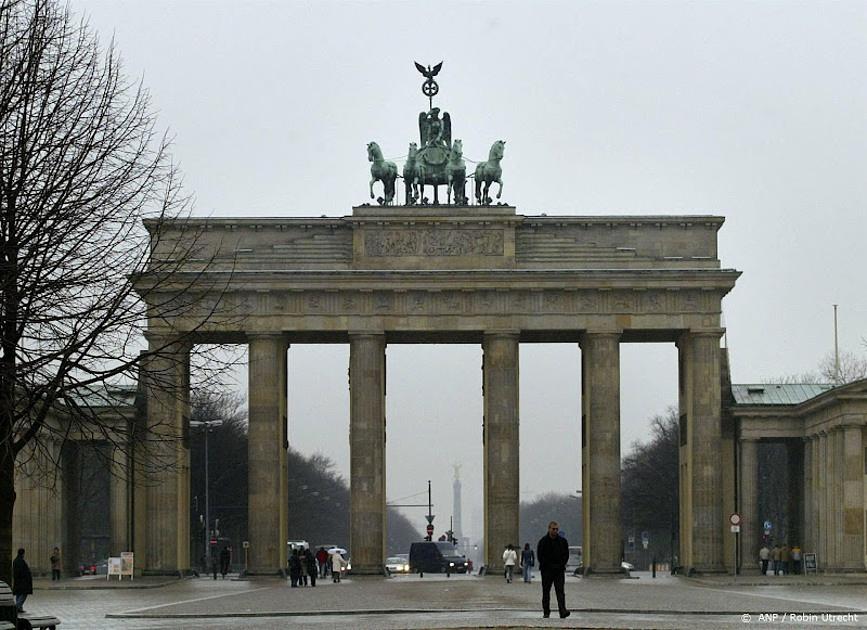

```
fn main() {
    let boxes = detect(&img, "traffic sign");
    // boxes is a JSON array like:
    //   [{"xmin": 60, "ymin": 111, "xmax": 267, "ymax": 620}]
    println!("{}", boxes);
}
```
[
  {"xmin": 730, "ymin": 525, "xmax": 741, "ymax": 533},
  {"xmin": 209, "ymin": 537, "xmax": 218, "ymax": 545},
  {"xmin": 426, "ymin": 524, "xmax": 434, "ymax": 535},
  {"xmin": 729, "ymin": 513, "xmax": 741, "ymax": 526},
  {"xmin": 764, "ymin": 520, "xmax": 772, "ymax": 530}
]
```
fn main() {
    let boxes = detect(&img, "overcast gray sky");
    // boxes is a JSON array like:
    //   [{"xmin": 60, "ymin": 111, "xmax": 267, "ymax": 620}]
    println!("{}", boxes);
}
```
[{"xmin": 76, "ymin": 0, "xmax": 867, "ymax": 544}]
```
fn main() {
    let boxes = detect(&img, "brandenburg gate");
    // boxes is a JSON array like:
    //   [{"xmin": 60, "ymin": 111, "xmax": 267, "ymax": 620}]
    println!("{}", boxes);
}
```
[
  {"xmin": 134, "ymin": 206, "xmax": 740, "ymax": 576},
  {"xmin": 130, "ymin": 63, "xmax": 740, "ymax": 577},
  {"xmin": 14, "ymin": 63, "xmax": 866, "ymax": 580}
]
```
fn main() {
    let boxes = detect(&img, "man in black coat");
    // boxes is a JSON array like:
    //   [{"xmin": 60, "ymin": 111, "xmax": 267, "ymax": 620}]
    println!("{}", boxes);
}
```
[
  {"xmin": 12, "ymin": 548, "xmax": 33, "ymax": 613},
  {"xmin": 536, "ymin": 521, "xmax": 570, "ymax": 619},
  {"xmin": 219, "ymin": 546, "xmax": 231, "ymax": 579}
]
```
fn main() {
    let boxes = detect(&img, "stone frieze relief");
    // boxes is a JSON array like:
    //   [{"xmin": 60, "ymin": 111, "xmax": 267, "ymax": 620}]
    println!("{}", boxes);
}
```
[
  {"xmin": 364, "ymin": 229, "xmax": 504, "ymax": 257},
  {"xmin": 180, "ymin": 288, "xmax": 716, "ymax": 318}
]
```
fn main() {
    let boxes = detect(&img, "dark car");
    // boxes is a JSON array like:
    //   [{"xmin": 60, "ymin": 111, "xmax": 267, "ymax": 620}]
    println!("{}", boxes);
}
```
[{"xmin": 409, "ymin": 541, "xmax": 467, "ymax": 576}]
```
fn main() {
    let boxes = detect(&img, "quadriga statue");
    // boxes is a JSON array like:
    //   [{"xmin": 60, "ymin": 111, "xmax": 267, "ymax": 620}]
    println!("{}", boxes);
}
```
[
  {"xmin": 367, "ymin": 141, "xmax": 397, "ymax": 205},
  {"xmin": 474, "ymin": 140, "xmax": 505, "ymax": 205}
]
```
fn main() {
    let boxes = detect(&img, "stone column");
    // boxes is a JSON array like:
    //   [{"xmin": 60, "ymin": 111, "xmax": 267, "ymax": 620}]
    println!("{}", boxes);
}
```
[
  {"xmin": 483, "ymin": 332, "xmax": 520, "ymax": 574},
  {"xmin": 580, "ymin": 332, "xmax": 622, "ymax": 575},
  {"xmin": 110, "ymin": 445, "xmax": 131, "ymax": 555},
  {"xmin": 247, "ymin": 333, "xmax": 288, "ymax": 574},
  {"xmin": 739, "ymin": 438, "xmax": 759, "ymax": 573},
  {"xmin": 817, "ymin": 432, "xmax": 828, "ymax": 569},
  {"xmin": 349, "ymin": 333, "xmax": 387, "ymax": 574},
  {"xmin": 13, "ymin": 441, "xmax": 64, "ymax": 575},
  {"xmin": 786, "ymin": 440, "xmax": 804, "ymax": 549},
  {"xmin": 841, "ymin": 425, "xmax": 864, "ymax": 571},
  {"xmin": 140, "ymin": 336, "xmax": 191, "ymax": 575},
  {"xmin": 678, "ymin": 331, "xmax": 724, "ymax": 574},
  {"xmin": 828, "ymin": 429, "xmax": 840, "ymax": 568},
  {"xmin": 803, "ymin": 437, "xmax": 814, "ymax": 556}
]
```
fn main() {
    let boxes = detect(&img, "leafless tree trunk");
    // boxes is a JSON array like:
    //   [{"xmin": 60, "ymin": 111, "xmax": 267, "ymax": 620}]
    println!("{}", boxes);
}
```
[{"xmin": 0, "ymin": 0, "xmax": 230, "ymax": 584}]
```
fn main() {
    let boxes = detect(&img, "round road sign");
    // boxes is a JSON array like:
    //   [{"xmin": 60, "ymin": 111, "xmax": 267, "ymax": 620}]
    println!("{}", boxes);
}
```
[{"xmin": 729, "ymin": 513, "xmax": 741, "ymax": 526}]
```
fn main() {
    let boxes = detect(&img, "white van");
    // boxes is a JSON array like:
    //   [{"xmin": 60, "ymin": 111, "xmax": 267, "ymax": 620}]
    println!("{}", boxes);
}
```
[{"xmin": 566, "ymin": 545, "xmax": 583, "ymax": 575}]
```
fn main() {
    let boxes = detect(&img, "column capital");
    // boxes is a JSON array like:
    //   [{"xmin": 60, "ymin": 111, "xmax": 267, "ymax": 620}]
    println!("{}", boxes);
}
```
[
  {"xmin": 144, "ymin": 331, "xmax": 187, "ymax": 345},
  {"xmin": 143, "ymin": 334, "xmax": 191, "ymax": 356},
  {"xmin": 579, "ymin": 330, "xmax": 622, "ymax": 344},
  {"xmin": 686, "ymin": 328, "xmax": 726, "ymax": 338},
  {"xmin": 347, "ymin": 331, "xmax": 386, "ymax": 339},
  {"xmin": 246, "ymin": 331, "xmax": 285, "ymax": 339},
  {"xmin": 483, "ymin": 330, "xmax": 520, "ymax": 339}
]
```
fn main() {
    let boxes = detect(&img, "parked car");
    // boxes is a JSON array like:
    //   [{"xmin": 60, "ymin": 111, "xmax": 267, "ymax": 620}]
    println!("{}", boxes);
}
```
[
  {"xmin": 409, "ymin": 541, "xmax": 468, "ymax": 575},
  {"xmin": 385, "ymin": 554, "xmax": 410, "ymax": 574},
  {"xmin": 79, "ymin": 561, "xmax": 97, "ymax": 576},
  {"xmin": 572, "ymin": 559, "xmax": 635, "ymax": 575},
  {"xmin": 565, "ymin": 545, "xmax": 582, "ymax": 574}
]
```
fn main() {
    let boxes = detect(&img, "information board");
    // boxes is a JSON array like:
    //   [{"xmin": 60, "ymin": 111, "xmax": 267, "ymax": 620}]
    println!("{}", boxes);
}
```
[
  {"xmin": 803, "ymin": 552, "xmax": 817, "ymax": 574},
  {"xmin": 107, "ymin": 557, "xmax": 122, "ymax": 579},
  {"xmin": 120, "ymin": 551, "xmax": 135, "ymax": 579}
]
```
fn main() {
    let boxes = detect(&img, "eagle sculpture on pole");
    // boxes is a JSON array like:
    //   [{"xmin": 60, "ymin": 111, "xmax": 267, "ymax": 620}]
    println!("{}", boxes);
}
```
[{"xmin": 415, "ymin": 61, "xmax": 443, "ymax": 109}]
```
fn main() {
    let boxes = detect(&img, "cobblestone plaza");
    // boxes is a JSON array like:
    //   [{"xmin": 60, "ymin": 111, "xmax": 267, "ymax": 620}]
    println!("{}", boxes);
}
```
[{"xmin": 20, "ymin": 572, "xmax": 867, "ymax": 629}]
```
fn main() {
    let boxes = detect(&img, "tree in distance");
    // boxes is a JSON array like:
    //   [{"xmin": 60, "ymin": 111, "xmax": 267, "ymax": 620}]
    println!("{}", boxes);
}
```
[
  {"xmin": 767, "ymin": 350, "xmax": 867, "ymax": 386},
  {"xmin": 188, "ymin": 389, "xmax": 421, "ymax": 567},
  {"xmin": 520, "ymin": 492, "xmax": 582, "ymax": 549},
  {"xmin": 620, "ymin": 408, "xmax": 679, "ymax": 565},
  {"xmin": 0, "ymin": 0, "xmax": 227, "ymax": 584}
]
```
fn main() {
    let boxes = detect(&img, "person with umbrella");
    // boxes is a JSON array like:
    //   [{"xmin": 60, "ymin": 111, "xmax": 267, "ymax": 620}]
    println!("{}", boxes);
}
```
[{"xmin": 330, "ymin": 548, "xmax": 347, "ymax": 583}]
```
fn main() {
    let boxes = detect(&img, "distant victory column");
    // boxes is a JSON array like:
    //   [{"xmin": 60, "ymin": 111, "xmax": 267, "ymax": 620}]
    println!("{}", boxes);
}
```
[{"xmin": 452, "ymin": 463, "xmax": 462, "ymax": 541}]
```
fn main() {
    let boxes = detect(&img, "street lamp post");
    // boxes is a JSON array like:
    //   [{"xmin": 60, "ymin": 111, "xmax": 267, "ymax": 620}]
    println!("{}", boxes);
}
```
[{"xmin": 191, "ymin": 419, "xmax": 222, "ymax": 572}]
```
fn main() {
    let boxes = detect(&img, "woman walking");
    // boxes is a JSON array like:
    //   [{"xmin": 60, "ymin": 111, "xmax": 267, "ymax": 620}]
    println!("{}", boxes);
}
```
[{"xmin": 503, "ymin": 544, "xmax": 518, "ymax": 583}]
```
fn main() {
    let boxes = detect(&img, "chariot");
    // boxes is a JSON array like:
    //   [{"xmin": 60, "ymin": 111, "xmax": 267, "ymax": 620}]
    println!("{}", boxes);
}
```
[{"xmin": 367, "ymin": 62, "xmax": 505, "ymax": 207}]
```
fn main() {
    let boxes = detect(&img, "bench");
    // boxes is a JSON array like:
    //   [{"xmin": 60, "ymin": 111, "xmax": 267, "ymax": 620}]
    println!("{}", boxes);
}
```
[
  {"xmin": 0, "ymin": 582, "xmax": 15, "ymax": 628},
  {"xmin": 0, "ymin": 582, "xmax": 60, "ymax": 630},
  {"xmin": 16, "ymin": 616, "xmax": 61, "ymax": 630}
]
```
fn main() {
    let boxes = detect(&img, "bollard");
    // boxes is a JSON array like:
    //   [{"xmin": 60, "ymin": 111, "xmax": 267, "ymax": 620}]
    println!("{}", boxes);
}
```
[{"xmin": 652, "ymin": 557, "xmax": 656, "ymax": 578}]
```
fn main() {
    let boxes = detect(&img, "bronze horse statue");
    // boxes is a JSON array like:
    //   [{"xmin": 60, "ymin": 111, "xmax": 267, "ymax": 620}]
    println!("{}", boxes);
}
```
[
  {"xmin": 446, "ymin": 139, "xmax": 467, "ymax": 205},
  {"xmin": 403, "ymin": 142, "xmax": 424, "ymax": 205},
  {"xmin": 368, "ymin": 141, "xmax": 397, "ymax": 205},
  {"xmin": 474, "ymin": 140, "xmax": 505, "ymax": 205}
]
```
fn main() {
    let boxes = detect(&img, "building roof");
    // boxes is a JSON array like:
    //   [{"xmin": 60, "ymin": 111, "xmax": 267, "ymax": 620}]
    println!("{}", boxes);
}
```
[
  {"xmin": 730, "ymin": 383, "xmax": 834, "ymax": 406},
  {"xmin": 64, "ymin": 382, "xmax": 137, "ymax": 408}
]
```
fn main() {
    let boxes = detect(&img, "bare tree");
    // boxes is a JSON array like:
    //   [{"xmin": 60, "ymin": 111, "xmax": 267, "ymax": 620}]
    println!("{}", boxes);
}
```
[
  {"xmin": 766, "ymin": 350, "xmax": 867, "ymax": 386},
  {"xmin": 817, "ymin": 350, "xmax": 867, "ymax": 385},
  {"xmin": 620, "ymin": 408, "xmax": 679, "ymax": 566},
  {"xmin": 520, "ymin": 492, "xmax": 582, "ymax": 550},
  {"xmin": 0, "ymin": 0, "xmax": 226, "ymax": 583},
  {"xmin": 187, "ymin": 387, "xmax": 421, "ymax": 568}
]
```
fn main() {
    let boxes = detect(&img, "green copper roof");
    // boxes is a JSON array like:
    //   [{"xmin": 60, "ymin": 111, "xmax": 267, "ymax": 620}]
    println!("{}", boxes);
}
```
[
  {"xmin": 731, "ymin": 383, "xmax": 834, "ymax": 406},
  {"xmin": 64, "ymin": 382, "xmax": 137, "ymax": 408}
]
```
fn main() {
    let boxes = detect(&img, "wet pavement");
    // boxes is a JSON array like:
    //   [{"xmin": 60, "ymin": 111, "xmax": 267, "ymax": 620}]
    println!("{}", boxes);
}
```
[{"xmin": 21, "ymin": 571, "xmax": 867, "ymax": 629}]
